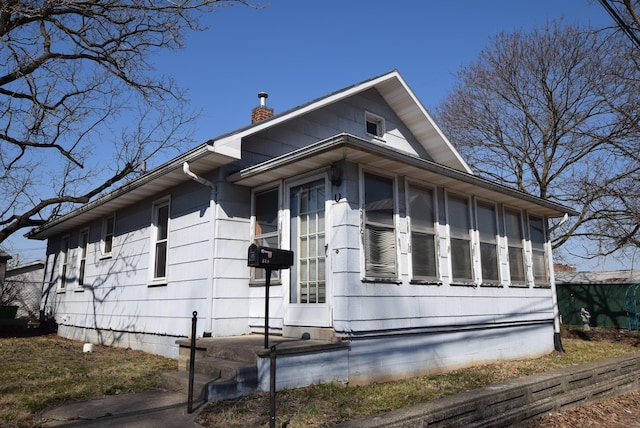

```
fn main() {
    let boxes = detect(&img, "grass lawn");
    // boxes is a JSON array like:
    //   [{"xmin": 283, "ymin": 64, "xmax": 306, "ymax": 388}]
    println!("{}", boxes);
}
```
[
  {"xmin": 1, "ymin": 328, "xmax": 638, "ymax": 428},
  {"xmin": 0, "ymin": 334, "xmax": 176, "ymax": 428},
  {"xmin": 195, "ymin": 330, "xmax": 640, "ymax": 427}
]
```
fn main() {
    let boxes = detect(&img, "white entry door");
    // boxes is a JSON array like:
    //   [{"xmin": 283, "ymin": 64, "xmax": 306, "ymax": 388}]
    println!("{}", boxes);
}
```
[{"xmin": 286, "ymin": 178, "xmax": 331, "ymax": 327}]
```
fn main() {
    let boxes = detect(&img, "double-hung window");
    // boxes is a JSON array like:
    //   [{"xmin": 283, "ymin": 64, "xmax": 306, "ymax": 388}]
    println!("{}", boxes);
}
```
[
  {"xmin": 529, "ymin": 215, "xmax": 549, "ymax": 285},
  {"xmin": 78, "ymin": 229, "xmax": 89, "ymax": 288},
  {"xmin": 505, "ymin": 208, "xmax": 526, "ymax": 284},
  {"xmin": 101, "ymin": 215, "xmax": 115, "ymax": 257},
  {"xmin": 253, "ymin": 188, "xmax": 279, "ymax": 283},
  {"xmin": 59, "ymin": 236, "xmax": 70, "ymax": 291},
  {"xmin": 447, "ymin": 193, "xmax": 473, "ymax": 283},
  {"xmin": 151, "ymin": 199, "xmax": 170, "ymax": 282},
  {"xmin": 409, "ymin": 185, "xmax": 437, "ymax": 280},
  {"xmin": 477, "ymin": 202, "xmax": 499, "ymax": 284},
  {"xmin": 363, "ymin": 173, "xmax": 396, "ymax": 279}
]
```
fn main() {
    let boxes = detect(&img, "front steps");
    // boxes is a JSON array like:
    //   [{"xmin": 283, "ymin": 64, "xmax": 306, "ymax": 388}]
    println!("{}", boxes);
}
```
[
  {"xmin": 162, "ymin": 336, "xmax": 261, "ymax": 402},
  {"xmin": 162, "ymin": 334, "xmax": 350, "ymax": 403}
]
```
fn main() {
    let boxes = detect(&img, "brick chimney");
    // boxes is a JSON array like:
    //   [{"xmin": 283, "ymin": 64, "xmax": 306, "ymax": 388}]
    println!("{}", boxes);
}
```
[{"xmin": 251, "ymin": 92, "xmax": 274, "ymax": 124}]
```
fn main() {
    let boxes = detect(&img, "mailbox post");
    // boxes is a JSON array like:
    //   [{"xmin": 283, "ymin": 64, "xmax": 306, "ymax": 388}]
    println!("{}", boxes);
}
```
[{"xmin": 247, "ymin": 244, "xmax": 294, "ymax": 349}]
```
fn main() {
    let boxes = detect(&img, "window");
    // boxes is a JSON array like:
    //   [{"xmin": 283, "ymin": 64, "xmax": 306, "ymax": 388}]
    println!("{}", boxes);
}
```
[
  {"xmin": 505, "ymin": 208, "xmax": 526, "ymax": 284},
  {"xmin": 363, "ymin": 173, "xmax": 396, "ymax": 278},
  {"xmin": 151, "ymin": 199, "xmax": 170, "ymax": 281},
  {"xmin": 253, "ymin": 188, "xmax": 279, "ymax": 282},
  {"xmin": 78, "ymin": 229, "xmax": 89, "ymax": 288},
  {"xmin": 409, "ymin": 185, "xmax": 437, "ymax": 280},
  {"xmin": 529, "ymin": 215, "xmax": 548, "ymax": 285},
  {"xmin": 101, "ymin": 215, "xmax": 115, "ymax": 257},
  {"xmin": 365, "ymin": 111, "xmax": 385, "ymax": 138},
  {"xmin": 59, "ymin": 236, "xmax": 69, "ymax": 291},
  {"xmin": 447, "ymin": 194, "xmax": 473, "ymax": 283},
  {"xmin": 477, "ymin": 202, "xmax": 499, "ymax": 284}
]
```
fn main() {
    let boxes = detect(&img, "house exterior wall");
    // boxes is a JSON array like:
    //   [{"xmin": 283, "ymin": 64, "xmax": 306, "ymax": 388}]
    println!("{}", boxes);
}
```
[
  {"xmin": 42, "ymin": 178, "xmax": 251, "ymax": 358},
  {"xmin": 5, "ymin": 262, "xmax": 44, "ymax": 319},
  {"xmin": 40, "ymin": 81, "xmax": 559, "ymax": 374}
]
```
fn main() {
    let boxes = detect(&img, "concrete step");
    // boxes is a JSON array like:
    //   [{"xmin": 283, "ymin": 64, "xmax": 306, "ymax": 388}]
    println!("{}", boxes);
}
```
[
  {"xmin": 187, "ymin": 356, "xmax": 258, "ymax": 382},
  {"xmin": 161, "ymin": 367, "xmax": 258, "ymax": 402},
  {"xmin": 176, "ymin": 337, "xmax": 260, "ymax": 365}
]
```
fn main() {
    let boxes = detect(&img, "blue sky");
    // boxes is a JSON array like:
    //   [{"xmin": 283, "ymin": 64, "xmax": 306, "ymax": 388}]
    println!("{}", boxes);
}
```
[
  {"xmin": 155, "ymin": 0, "xmax": 610, "ymax": 144},
  {"xmin": 7, "ymin": 0, "xmax": 615, "ymax": 269}
]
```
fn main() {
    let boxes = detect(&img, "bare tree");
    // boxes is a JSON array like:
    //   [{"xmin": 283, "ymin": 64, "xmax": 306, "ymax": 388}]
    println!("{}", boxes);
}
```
[
  {"xmin": 434, "ymin": 21, "xmax": 640, "ymax": 262},
  {"xmin": 0, "ymin": 0, "xmax": 252, "ymax": 245},
  {"xmin": 598, "ymin": 0, "xmax": 640, "ymax": 48}
]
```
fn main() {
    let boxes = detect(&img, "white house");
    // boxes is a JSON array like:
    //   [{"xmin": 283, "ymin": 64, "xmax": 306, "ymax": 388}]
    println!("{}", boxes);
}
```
[{"xmin": 28, "ymin": 70, "xmax": 576, "ymax": 385}]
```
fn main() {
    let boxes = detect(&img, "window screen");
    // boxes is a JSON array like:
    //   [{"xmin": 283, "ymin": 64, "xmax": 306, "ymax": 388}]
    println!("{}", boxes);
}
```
[
  {"xmin": 409, "ymin": 186, "xmax": 437, "ymax": 279},
  {"xmin": 448, "ymin": 194, "xmax": 472, "ymax": 282},
  {"xmin": 477, "ymin": 202, "xmax": 499, "ymax": 283},
  {"xmin": 364, "ymin": 173, "xmax": 396, "ymax": 278}
]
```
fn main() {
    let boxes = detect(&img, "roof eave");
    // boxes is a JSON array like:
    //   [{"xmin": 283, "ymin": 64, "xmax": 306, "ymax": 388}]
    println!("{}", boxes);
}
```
[
  {"xmin": 227, "ymin": 133, "xmax": 577, "ymax": 218},
  {"xmin": 26, "ymin": 143, "xmax": 238, "ymax": 240}
]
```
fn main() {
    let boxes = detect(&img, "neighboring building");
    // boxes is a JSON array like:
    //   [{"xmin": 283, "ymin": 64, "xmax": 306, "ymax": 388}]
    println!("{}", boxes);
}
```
[
  {"xmin": 27, "ymin": 71, "xmax": 576, "ymax": 385},
  {"xmin": 555, "ymin": 270, "xmax": 640, "ymax": 329},
  {"xmin": 5, "ymin": 261, "xmax": 45, "ymax": 319}
]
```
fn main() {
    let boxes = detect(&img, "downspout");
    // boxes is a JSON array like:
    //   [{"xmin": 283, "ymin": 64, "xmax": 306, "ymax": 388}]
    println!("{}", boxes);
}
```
[
  {"xmin": 549, "ymin": 213, "xmax": 569, "ymax": 352},
  {"xmin": 183, "ymin": 162, "xmax": 217, "ymax": 335}
]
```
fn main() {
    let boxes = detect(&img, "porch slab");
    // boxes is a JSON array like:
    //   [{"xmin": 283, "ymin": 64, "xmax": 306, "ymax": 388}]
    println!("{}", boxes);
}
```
[{"xmin": 176, "ymin": 334, "xmax": 349, "ymax": 357}]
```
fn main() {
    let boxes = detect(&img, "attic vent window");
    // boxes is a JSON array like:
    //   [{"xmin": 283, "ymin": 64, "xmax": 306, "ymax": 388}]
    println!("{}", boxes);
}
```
[{"xmin": 365, "ymin": 112, "xmax": 385, "ymax": 139}]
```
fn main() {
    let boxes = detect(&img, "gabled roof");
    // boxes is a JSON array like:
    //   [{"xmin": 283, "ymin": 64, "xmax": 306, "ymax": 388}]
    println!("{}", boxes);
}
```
[
  {"xmin": 209, "ymin": 70, "xmax": 472, "ymax": 173},
  {"xmin": 27, "ymin": 70, "xmax": 472, "ymax": 240},
  {"xmin": 26, "ymin": 71, "xmax": 574, "ymax": 240}
]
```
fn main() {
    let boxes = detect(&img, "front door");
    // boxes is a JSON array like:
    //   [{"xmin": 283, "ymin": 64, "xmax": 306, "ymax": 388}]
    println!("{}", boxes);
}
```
[{"xmin": 286, "ymin": 178, "xmax": 331, "ymax": 327}]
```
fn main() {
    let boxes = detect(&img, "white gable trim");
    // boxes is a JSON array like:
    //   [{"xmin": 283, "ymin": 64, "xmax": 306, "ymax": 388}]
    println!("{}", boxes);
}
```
[{"xmin": 213, "ymin": 70, "xmax": 471, "ymax": 173}]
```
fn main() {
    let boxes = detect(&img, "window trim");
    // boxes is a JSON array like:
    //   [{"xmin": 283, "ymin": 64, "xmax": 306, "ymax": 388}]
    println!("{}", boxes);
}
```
[
  {"xmin": 528, "ymin": 214, "xmax": 550, "ymax": 287},
  {"xmin": 407, "ymin": 182, "xmax": 439, "ymax": 283},
  {"xmin": 504, "ymin": 207, "xmax": 527, "ymax": 286},
  {"xmin": 250, "ymin": 185, "xmax": 281, "ymax": 285},
  {"xmin": 364, "ymin": 111, "xmax": 385, "ymax": 140},
  {"xmin": 101, "ymin": 215, "xmax": 115, "ymax": 258},
  {"xmin": 446, "ymin": 191, "xmax": 474, "ymax": 285},
  {"xmin": 58, "ymin": 235, "xmax": 70, "ymax": 292},
  {"xmin": 77, "ymin": 228, "xmax": 89, "ymax": 291},
  {"xmin": 148, "ymin": 196, "xmax": 170, "ymax": 286},
  {"xmin": 361, "ymin": 170, "xmax": 399, "ymax": 282},
  {"xmin": 475, "ymin": 199, "xmax": 501, "ymax": 286}
]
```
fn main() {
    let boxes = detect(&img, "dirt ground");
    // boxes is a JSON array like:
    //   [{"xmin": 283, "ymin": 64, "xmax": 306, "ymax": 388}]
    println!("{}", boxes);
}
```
[{"xmin": 528, "ymin": 327, "xmax": 640, "ymax": 428}]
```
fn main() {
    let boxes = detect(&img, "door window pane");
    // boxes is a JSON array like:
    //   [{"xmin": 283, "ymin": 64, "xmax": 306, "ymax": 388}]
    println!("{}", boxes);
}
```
[{"xmin": 291, "ymin": 180, "xmax": 326, "ymax": 303}]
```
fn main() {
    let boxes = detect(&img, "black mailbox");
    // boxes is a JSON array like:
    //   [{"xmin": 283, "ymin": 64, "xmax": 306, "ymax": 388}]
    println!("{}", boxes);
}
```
[{"xmin": 247, "ymin": 244, "xmax": 294, "ymax": 270}]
